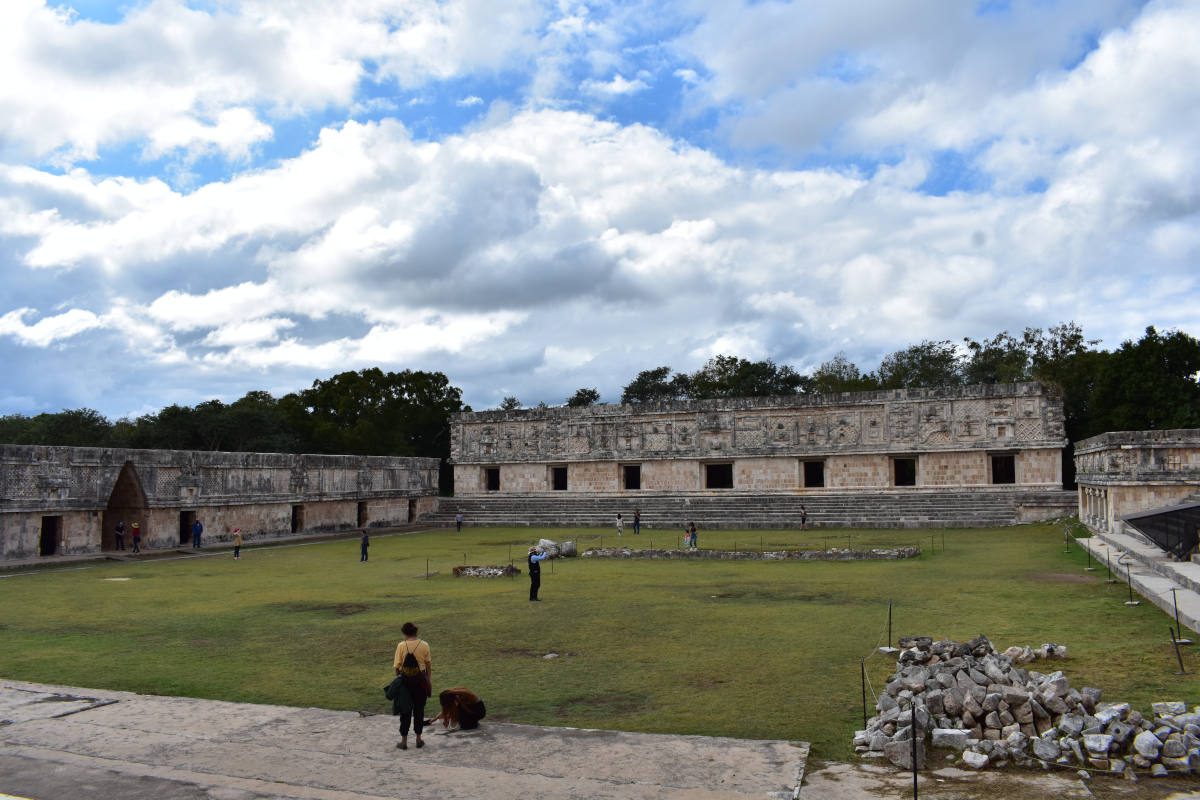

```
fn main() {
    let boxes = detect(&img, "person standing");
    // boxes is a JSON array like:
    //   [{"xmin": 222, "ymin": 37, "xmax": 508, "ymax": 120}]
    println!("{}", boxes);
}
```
[
  {"xmin": 191, "ymin": 518, "xmax": 203, "ymax": 549},
  {"xmin": 360, "ymin": 531, "xmax": 370, "ymax": 562},
  {"xmin": 131, "ymin": 522, "xmax": 141, "ymax": 553},
  {"xmin": 393, "ymin": 622, "xmax": 432, "ymax": 750},
  {"xmin": 616, "ymin": 513, "xmax": 623, "ymax": 537},
  {"xmin": 232, "ymin": 528, "xmax": 242, "ymax": 559},
  {"xmin": 686, "ymin": 521, "xmax": 698, "ymax": 550},
  {"xmin": 455, "ymin": 512, "xmax": 464, "ymax": 532},
  {"xmin": 800, "ymin": 505, "xmax": 808, "ymax": 530},
  {"xmin": 633, "ymin": 509, "xmax": 641, "ymax": 535},
  {"xmin": 114, "ymin": 521, "xmax": 125, "ymax": 551},
  {"xmin": 528, "ymin": 546, "xmax": 548, "ymax": 601}
]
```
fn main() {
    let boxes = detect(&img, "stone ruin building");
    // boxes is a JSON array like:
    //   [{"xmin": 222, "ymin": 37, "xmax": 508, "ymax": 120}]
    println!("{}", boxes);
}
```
[
  {"xmin": 1075, "ymin": 428, "xmax": 1200, "ymax": 558},
  {"xmin": 0, "ymin": 445, "xmax": 439, "ymax": 562},
  {"xmin": 446, "ymin": 382, "xmax": 1077, "ymax": 528}
]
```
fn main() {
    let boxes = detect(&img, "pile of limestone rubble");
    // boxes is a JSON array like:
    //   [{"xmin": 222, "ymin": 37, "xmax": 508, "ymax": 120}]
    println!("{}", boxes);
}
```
[{"xmin": 854, "ymin": 635, "xmax": 1200, "ymax": 777}]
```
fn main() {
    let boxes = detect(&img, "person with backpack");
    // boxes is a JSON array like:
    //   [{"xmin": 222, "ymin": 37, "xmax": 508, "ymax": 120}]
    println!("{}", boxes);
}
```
[{"xmin": 392, "ymin": 622, "xmax": 432, "ymax": 750}]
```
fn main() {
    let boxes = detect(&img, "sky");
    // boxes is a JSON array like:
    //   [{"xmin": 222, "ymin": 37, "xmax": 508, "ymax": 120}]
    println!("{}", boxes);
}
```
[{"xmin": 2, "ymin": 0, "xmax": 1198, "ymax": 419}]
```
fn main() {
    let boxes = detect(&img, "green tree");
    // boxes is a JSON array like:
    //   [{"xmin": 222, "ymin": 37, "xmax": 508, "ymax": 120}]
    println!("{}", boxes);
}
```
[
  {"xmin": 621, "ymin": 366, "xmax": 690, "ymax": 403},
  {"xmin": 875, "ymin": 340, "xmax": 963, "ymax": 389},
  {"xmin": 566, "ymin": 387, "xmax": 601, "ymax": 407},
  {"xmin": 685, "ymin": 355, "xmax": 805, "ymax": 399},
  {"xmin": 808, "ymin": 354, "xmax": 877, "ymax": 394},
  {"xmin": 1088, "ymin": 326, "xmax": 1200, "ymax": 434},
  {"xmin": 20, "ymin": 408, "xmax": 114, "ymax": 447},
  {"xmin": 962, "ymin": 331, "xmax": 1032, "ymax": 384},
  {"xmin": 499, "ymin": 396, "xmax": 522, "ymax": 410}
]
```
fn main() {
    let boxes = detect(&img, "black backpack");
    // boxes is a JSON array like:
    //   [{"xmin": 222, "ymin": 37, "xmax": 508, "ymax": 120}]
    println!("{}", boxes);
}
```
[{"xmin": 400, "ymin": 642, "xmax": 422, "ymax": 677}]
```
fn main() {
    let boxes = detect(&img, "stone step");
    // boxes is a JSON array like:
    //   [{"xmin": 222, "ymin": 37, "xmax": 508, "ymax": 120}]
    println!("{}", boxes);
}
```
[{"xmin": 1078, "ymin": 532, "xmax": 1200, "ymax": 635}]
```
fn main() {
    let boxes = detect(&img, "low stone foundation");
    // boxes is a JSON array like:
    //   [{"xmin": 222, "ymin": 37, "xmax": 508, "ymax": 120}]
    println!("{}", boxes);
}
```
[
  {"xmin": 581, "ymin": 546, "xmax": 920, "ymax": 561},
  {"xmin": 452, "ymin": 565, "xmax": 521, "ymax": 577}
]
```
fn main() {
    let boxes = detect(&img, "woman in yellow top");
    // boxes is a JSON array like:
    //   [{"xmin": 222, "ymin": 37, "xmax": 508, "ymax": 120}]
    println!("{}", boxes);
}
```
[{"xmin": 393, "ymin": 622, "xmax": 432, "ymax": 750}]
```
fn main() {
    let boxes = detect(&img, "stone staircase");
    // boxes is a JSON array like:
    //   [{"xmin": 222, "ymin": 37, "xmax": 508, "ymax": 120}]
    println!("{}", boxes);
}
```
[
  {"xmin": 1078, "ymin": 524, "xmax": 1200, "ymax": 636},
  {"xmin": 429, "ymin": 490, "xmax": 1076, "ymax": 530}
]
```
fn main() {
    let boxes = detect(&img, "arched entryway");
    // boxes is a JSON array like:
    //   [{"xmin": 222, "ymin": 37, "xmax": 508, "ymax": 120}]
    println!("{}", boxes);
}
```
[{"xmin": 100, "ymin": 461, "xmax": 147, "ymax": 551}]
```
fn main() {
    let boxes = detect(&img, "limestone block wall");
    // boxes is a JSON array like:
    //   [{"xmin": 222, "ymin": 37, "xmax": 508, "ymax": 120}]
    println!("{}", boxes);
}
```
[
  {"xmin": 642, "ymin": 460, "xmax": 700, "ymax": 491},
  {"xmin": 734, "ymin": 457, "xmax": 799, "ymax": 490},
  {"xmin": 0, "ymin": 445, "xmax": 440, "ymax": 562},
  {"xmin": 1074, "ymin": 429, "xmax": 1200, "ymax": 533},
  {"xmin": 828, "ymin": 454, "xmax": 891, "ymax": 488},
  {"xmin": 921, "ymin": 452, "xmax": 987, "ymax": 487},
  {"xmin": 451, "ymin": 383, "xmax": 1066, "ymax": 496}
]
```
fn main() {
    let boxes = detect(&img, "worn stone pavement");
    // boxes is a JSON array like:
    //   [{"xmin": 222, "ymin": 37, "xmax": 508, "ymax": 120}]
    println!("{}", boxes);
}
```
[{"xmin": 0, "ymin": 680, "xmax": 806, "ymax": 800}]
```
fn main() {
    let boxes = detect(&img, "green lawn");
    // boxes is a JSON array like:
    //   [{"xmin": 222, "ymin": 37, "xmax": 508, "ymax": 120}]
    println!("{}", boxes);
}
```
[{"xmin": 1, "ymin": 522, "xmax": 1198, "ymax": 761}]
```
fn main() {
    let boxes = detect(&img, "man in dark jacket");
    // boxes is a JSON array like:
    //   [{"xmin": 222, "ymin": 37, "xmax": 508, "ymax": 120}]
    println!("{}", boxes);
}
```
[{"xmin": 528, "ymin": 546, "xmax": 548, "ymax": 601}]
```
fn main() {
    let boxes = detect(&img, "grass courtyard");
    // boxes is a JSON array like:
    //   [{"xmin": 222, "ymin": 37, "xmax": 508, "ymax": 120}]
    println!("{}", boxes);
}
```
[{"xmin": 2, "ymin": 522, "xmax": 1199, "ymax": 762}]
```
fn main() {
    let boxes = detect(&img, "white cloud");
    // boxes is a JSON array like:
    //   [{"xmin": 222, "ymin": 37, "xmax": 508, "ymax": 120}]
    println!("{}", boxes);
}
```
[
  {"xmin": 0, "ymin": 307, "xmax": 105, "ymax": 346},
  {"xmin": 581, "ymin": 74, "xmax": 649, "ymax": 96},
  {"xmin": 457, "ymin": 95, "xmax": 483, "ymax": 107},
  {"xmin": 202, "ymin": 317, "xmax": 297, "ymax": 347}
]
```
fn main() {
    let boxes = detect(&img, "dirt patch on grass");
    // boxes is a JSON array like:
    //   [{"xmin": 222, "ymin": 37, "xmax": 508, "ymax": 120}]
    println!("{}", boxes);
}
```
[
  {"xmin": 554, "ymin": 694, "xmax": 642, "ymax": 717},
  {"xmin": 279, "ymin": 602, "xmax": 370, "ymax": 616},
  {"xmin": 1030, "ymin": 572, "xmax": 1096, "ymax": 583}
]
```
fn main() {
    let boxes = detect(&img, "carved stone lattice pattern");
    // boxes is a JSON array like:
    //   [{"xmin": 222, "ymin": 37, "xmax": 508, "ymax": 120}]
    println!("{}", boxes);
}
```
[
  {"xmin": 644, "ymin": 433, "xmax": 670, "ymax": 450},
  {"xmin": 1015, "ymin": 419, "xmax": 1042, "ymax": 441}
]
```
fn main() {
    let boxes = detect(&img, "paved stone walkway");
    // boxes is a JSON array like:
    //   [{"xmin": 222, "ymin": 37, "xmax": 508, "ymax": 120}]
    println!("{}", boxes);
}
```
[{"xmin": 0, "ymin": 680, "xmax": 807, "ymax": 799}]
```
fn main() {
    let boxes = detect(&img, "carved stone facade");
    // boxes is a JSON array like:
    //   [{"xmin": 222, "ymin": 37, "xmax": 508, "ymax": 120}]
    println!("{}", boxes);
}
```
[
  {"xmin": 451, "ymin": 383, "xmax": 1066, "ymax": 496},
  {"xmin": 1074, "ymin": 429, "xmax": 1200, "ymax": 534},
  {"xmin": 0, "ymin": 446, "xmax": 439, "ymax": 562}
]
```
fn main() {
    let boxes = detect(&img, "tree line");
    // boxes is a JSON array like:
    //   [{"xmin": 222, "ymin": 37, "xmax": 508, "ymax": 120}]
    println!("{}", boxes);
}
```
[
  {"xmin": 619, "ymin": 324, "xmax": 1200, "ymax": 444},
  {"xmin": 2, "ymin": 323, "xmax": 1197, "ymax": 488}
]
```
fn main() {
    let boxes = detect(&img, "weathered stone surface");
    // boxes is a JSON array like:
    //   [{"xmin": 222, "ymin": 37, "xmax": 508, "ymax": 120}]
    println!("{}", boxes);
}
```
[
  {"xmin": 1152, "ymin": 763, "xmax": 1169, "ymax": 777},
  {"xmin": 1153, "ymin": 701, "xmax": 1187, "ymax": 717},
  {"xmin": 1059, "ymin": 715, "xmax": 1085, "ymax": 738},
  {"xmin": 1032, "ymin": 737, "xmax": 1061, "ymax": 761},
  {"xmin": 942, "ymin": 690, "xmax": 962, "ymax": 717},
  {"xmin": 1162, "ymin": 756, "xmax": 1191, "ymax": 773},
  {"xmin": 884, "ymin": 738, "xmax": 926, "ymax": 770},
  {"xmin": 961, "ymin": 751, "xmax": 989, "ymax": 769},
  {"xmin": 984, "ymin": 711, "xmax": 1001, "ymax": 730},
  {"xmin": 1133, "ymin": 730, "xmax": 1163, "ymax": 758},
  {"xmin": 931, "ymin": 729, "xmax": 968, "ymax": 751},
  {"xmin": 1162, "ymin": 738, "xmax": 1187, "ymax": 759},
  {"xmin": 1084, "ymin": 734, "xmax": 1114, "ymax": 756}
]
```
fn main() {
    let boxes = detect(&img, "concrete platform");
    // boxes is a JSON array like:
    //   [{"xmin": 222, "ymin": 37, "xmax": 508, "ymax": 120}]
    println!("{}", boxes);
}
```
[{"xmin": 0, "ymin": 680, "xmax": 807, "ymax": 800}]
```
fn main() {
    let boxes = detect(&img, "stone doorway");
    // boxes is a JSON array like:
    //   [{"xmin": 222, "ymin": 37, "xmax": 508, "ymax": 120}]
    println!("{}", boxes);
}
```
[
  {"xmin": 39, "ymin": 516, "xmax": 62, "ymax": 556},
  {"xmin": 357, "ymin": 501, "xmax": 368, "ymax": 528},
  {"xmin": 179, "ymin": 511, "xmax": 196, "ymax": 545},
  {"xmin": 291, "ymin": 505, "xmax": 305, "ymax": 533},
  {"xmin": 101, "ymin": 461, "xmax": 147, "ymax": 551}
]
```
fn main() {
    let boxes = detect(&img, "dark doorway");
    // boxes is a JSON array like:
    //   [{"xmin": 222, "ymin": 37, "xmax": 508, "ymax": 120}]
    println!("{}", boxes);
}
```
[
  {"xmin": 552, "ymin": 466, "xmax": 568, "ymax": 491},
  {"xmin": 705, "ymin": 463, "xmax": 734, "ymax": 489},
  {"xmin": 291, "ymin": 505, "xmax": 305, "ymax": 533},
  {"xmin": 40, "ymin": 516, "xmax": 61, "ymax": 556},
  {"xmin": 803, "ymin": 460, "xmax": 825, "ymax": 488},
  {"xmin": 991, "ymin": 454, "xmax": 1016, "ymax": 485},
  {"xmin": 622, "ymin": 464, "xmax": 641, "ymax": 490},
  {"xmin": 485, "ymin": 468, "xmax": 501, "ymax": 492},
  {"xmin": 408, "ymin": 498, "xmax": 418, "ymax": 523},
  {"xmin": 101, "ymin": 461, "xmax": 147, "ymax": 551},
  {"xmin": 179, "ymin": 510, "xmax": 196, "ymax": 545},
  {"xmin": 357, "ymin": 501, "xmax": 369, "ymax": 527},
  {"xmin": 894, "ymin": 458, "xmax": 917, "ymax": 487}
]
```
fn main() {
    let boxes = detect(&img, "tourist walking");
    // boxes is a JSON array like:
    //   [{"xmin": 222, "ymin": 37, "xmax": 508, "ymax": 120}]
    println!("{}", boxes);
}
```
[
  {"xmin": 114, "ymin": 520, "xmax": 125, "ymax": 551},
  {"xmin": 191, "ymin": 518, "xmax": 203, "ymax": 549},
  {"xmin": 633, "ymin": 509, "xmax": 641, "ymax": 535},
  {"xmin": 232, "ymin": 528, "xmax": 242, "ymax": 559},
  {"xmin": 361, "ymin": 531, "xmax": 369, "ymax": 562},
  {"xmin": 800, "ymin": 505, "xmax": 808, "ymax": 530},
  {"xmin": 455, "ymin": 512, "xmax": 464, "ymax": 532},
  {"xmin": 391, "ymin": 622, "xmax": 432, "ymax": 750},
  {"xmin": 131, "ymin": 522, "xmax": 141, "ymax": 553},
  {"xmin": 616, "ymin": 513, "xmax": 623, "ymax": 536},
  {"xmin": 528, "ymin": 545, "xmax": 548, "ymax": 601},
  {"xmin": 686, "ymin": 521, "xmax": 698, "ymax": 550}
]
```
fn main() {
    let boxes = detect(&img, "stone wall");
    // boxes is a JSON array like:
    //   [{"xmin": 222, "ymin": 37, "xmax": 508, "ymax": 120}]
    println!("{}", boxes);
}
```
[
  {"xmin": 0, "ymin": 445, "xmax": 440, "ymax": 561},
  {"xmin": 1074, "ymin": 429, "xmax": 1200, "ymax": 534},
  {"xmin": 451, "ymin": 383, "xmax": 1066, "ymax": 496}
]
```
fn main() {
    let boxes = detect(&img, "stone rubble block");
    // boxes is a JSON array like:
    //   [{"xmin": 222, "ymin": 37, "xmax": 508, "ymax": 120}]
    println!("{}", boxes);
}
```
[{"xmin": 854, "ymin": 634, "xmax": 1200, "ymax": 778}]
